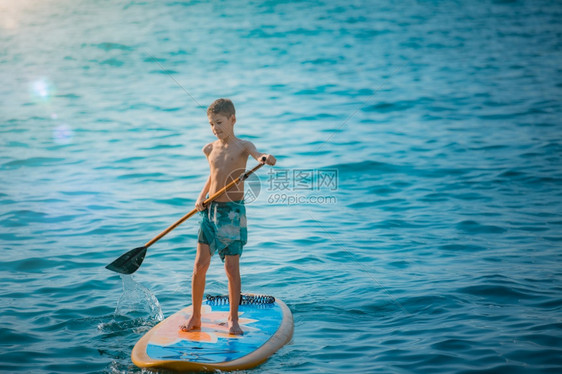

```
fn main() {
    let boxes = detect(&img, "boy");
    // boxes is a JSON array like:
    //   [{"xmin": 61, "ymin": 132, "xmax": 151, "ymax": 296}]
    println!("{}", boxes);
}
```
[{"xmin": 181, "ymin": 98, "xmax": 276, "ymax": 335}]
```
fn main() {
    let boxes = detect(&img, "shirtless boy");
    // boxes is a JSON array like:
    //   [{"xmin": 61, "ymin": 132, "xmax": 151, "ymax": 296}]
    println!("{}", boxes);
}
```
[{"xmin": 181, "ymin": 98, "xmax": 276, "ymax": 335}]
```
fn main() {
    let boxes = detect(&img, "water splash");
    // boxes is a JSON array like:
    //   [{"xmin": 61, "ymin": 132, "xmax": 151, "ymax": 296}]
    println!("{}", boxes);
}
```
[
  {"xmin": 114, "ymin": 274, "xmax": 164, "ymax": 322},
  {"xmin": 96, "ymin": 276, "xmax": 164, "ymax": 372}
]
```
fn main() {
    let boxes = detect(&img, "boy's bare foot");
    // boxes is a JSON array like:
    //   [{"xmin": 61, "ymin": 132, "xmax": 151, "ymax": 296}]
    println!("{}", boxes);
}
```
[
  {"xmin": 180, "ymin": 315, "xmax": 201, "ymax": 332},
  {"xmin": 228, "ymin": 320, "xmax": 244, "ymax": 335}
]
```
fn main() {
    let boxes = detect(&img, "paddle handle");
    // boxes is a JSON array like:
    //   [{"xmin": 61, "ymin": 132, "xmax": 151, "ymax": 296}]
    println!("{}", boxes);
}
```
[{"xmin": 143, "ymin": 158, "xmax": 267, "ymax": 248}]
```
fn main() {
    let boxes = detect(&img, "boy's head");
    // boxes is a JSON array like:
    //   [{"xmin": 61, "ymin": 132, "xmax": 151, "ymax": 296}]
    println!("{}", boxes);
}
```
[
  {"xmin": 207, "ymin": 98, "xmax": 235, "ymax": 118},
  {"xmin": 207, "ymin": 98, "xmax": 236, "ymax": 140}
]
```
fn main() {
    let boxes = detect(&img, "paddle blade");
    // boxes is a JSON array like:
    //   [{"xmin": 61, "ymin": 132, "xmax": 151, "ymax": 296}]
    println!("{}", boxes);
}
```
[{"xmin": 105, "ymin": 246, "xmax": 147, "ymax": 275}]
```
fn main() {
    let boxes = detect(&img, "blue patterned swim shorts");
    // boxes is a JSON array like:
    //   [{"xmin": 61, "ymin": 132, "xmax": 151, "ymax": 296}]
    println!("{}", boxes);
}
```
[{"xmin": 198, "ymin": 200, "xmax": 247, "ymax": 262}]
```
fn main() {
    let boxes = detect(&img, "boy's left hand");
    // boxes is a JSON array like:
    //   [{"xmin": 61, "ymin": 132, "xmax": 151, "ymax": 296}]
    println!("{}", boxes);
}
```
[{"xmin": 262, "ymin": 154, "xmax": 276, "ymax": 166}]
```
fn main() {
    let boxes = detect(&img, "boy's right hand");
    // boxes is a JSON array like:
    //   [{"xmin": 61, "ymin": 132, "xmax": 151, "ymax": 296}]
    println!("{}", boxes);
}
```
[{"xmin": 195, "ymin": 197, "xmax": 206, "ymax": 211}]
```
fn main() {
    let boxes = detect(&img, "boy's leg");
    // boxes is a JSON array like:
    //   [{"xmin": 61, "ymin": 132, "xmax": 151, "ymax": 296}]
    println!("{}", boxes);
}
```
[
  {"xmin": 181, "ymin": 242, "xmax": 211, "ymax": 331},
  {"xmin": 224, "ymin": 254, "xmax": 243, "ymax": 335}
]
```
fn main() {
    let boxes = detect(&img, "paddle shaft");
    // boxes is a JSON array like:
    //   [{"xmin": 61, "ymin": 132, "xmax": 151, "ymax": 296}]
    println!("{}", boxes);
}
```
[{"xmin": 143, "ymin": 160, "xmax": 265, "ymax": 248}]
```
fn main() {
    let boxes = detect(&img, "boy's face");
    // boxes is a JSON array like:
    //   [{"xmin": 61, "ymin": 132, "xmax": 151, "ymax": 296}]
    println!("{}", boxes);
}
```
[{"xmin": 208, "ymin": 113, "xmax": 235, "ymax": 140}]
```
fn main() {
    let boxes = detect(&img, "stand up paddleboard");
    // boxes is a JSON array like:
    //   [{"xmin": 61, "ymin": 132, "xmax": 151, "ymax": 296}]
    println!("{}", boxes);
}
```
[{"xmin": 132, "ymin": 295, "xmax": 293, "ymax": 372}]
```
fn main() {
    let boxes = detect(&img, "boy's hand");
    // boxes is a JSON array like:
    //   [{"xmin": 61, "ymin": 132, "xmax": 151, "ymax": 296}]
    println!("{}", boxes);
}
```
[
  {"xmin": 195, "ymin": 197, "xmax": 206, "ymax": 211},
  {"xmin": 262, "ymin": 154, "xmax": 276, "ymax": 166}
]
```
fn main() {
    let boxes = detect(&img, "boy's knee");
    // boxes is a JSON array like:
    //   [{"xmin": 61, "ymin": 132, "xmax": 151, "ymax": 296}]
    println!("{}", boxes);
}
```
[
  {"xmin": 193, "ymin": 259, "xmax": 210, "ymax": 275},
  {"xmin": 224, "ymin": 256, "xmax": 240, "ymax": 278}
]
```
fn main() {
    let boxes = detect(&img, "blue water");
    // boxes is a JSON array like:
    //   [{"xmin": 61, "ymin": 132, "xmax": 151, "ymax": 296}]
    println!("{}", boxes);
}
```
[{"xmin": 1, "ymin": 0, "xmax": 562, "ymax": 373}]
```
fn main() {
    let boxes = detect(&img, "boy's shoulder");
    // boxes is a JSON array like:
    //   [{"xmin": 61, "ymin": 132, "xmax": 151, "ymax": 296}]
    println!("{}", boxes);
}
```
[
  {"xmin": 235, "ymin": 138, "xmax": 257, "ymax": 156},
  {"xmin": 202, "ymin": 142, "xmax": 214, "ymax": 156},
  {"xmin": 236, "ymin": 138, "xmax": 254, "ymax": 148},
  {"xmin": 232, "ymin": 136, "xmax": 258, "ymax": 147}
]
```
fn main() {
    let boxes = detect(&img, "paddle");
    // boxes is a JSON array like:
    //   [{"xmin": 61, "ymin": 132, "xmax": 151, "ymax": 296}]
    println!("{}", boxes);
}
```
[{"xmin": 105, "ymin": 157, "xmax": 267, "ymax": 275}]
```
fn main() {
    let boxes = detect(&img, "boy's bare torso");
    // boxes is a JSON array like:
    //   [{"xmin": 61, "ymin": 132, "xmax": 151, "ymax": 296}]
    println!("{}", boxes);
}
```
[{"xmin": 205, "ymin": 138, "xmax": 250, "ymax": 202}]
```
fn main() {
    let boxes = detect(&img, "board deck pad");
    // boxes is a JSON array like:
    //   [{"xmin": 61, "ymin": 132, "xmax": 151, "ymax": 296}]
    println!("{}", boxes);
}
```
[{"xmin": 132, "ymin": 297, "xmax": 293, "ymax": 372}]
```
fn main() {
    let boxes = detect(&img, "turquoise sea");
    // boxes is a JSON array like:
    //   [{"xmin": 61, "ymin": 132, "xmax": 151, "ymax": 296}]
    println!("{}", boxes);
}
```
[{"xmin": 2, "ymin": 0, "xmax": 562, "ymax": 373}]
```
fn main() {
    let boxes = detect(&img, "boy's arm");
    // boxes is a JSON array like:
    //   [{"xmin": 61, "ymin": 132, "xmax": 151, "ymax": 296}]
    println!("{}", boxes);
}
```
[
  {"xmin": 195, "ymin": 143, "xmax": 213, "ymax": 211},
  {"xmin": 195, "ymin": 175, "xmax": 211, "ymax": 211},
  {"xmin": 245, "ymin": 141, "xmax": 276, "ymax": 166}
]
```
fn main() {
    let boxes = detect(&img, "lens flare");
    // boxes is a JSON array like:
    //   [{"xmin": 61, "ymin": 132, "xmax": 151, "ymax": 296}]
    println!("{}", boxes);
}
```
[
  {"xmin": 34, "ymin": 80, "xmax": 48, "ymax": 97},
  {"xmin": 30, "ymin": 78, "xmax": 55, "ymax": 102},
  {"xmin": 53, "ymin": 124, "xmax": 73, "ymax": 144}
]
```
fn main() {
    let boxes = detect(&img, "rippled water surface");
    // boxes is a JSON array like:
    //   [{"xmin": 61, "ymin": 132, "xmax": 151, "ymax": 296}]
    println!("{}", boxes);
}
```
[{"xmin": 2, "ymin": 0, "xmax": 562, "ymax": 373}]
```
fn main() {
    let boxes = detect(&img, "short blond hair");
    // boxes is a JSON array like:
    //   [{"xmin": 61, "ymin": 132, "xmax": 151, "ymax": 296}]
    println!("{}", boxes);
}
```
[{"xmin": 207, "ymin": 98, "xmax": 235, "ymax": 117}]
